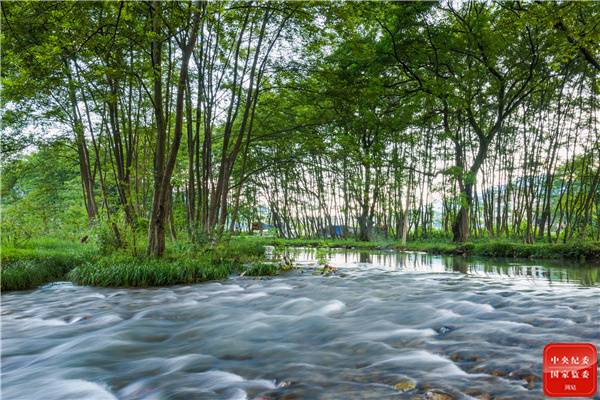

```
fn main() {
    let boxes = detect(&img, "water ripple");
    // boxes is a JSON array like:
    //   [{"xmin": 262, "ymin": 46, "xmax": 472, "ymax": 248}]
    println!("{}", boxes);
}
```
[{"xmin": 2, "ymin": 251, "xmax": 599, "ymax": 399}]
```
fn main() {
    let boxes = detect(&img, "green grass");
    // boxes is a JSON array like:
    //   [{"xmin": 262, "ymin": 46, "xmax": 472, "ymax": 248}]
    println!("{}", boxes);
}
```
[
  {"xmin": 240, "ymin": 236, "xmax": 600, "ymax": 261},
  {"xmin": 2, "ymin": 258, "xmax": 73, "ymax": 291},
  {"xmin": 1, "ymin": 237, "xmax": 284, "ymax": 291},
  {"xmin": 68, "ymin": 255, "xmax": 235, "ymax": 287},
  {"xmin": 68, "ymin": 240, "xmax": 289, "ymax": 287},
  {"xmin": 3, "ymin": 236, "xmax": 597, "ymax": 291},
  {"xmin": 242, "ymin": 262, "xmax": 281, "ymax": 277},
  {"xmin": 1, "ymin": 239, "xmax": 93, "ymax": 291},
  {"xmin": 470, "ymin": 240, "xmax": 600, "ymax": 260}
]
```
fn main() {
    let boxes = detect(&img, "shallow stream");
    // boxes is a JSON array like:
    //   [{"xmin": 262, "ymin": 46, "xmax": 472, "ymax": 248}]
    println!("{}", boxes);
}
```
[{"xmin": 2, "ymin": 249, "xmax": 599, "ymax": 399}]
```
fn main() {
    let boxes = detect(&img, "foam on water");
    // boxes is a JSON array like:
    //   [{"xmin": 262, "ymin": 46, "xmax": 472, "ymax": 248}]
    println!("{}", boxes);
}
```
[
  {"xmin": 2, "ymin": 249, "xmax": 599, "ymax": 399},
  {"xmin": 2, "ymin": 378, "xmax": 117, "ymax": 400}
]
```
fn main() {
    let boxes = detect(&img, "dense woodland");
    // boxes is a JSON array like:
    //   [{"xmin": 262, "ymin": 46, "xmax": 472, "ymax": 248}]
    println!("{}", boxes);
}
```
[{"xmin": 1, "ymin": 1, "xmax": 599, "ymax": 257}]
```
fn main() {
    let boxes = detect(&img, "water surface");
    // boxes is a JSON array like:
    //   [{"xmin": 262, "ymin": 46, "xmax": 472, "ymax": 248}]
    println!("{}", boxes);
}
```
[{"xmin": 2, "ymin": 250, "xmax": 599, "ymax": 399}]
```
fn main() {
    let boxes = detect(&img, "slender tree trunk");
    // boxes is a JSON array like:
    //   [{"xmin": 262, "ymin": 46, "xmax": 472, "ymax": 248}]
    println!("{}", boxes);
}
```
[
  {"xmin": 148, "ymin": 1, "xmax": 201, "ymax": 256},
  {"xmin": 66, "ymin": 61, "xmax": 97, "ymax": 224}
]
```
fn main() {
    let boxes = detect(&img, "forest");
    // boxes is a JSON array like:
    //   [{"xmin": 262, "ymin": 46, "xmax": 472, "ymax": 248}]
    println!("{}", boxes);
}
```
[
  {"xmin": 1, "ymin": 1, "xmax": 599, "ymax": 279},
  {"xmin": 1, "ymin": 2, "xmax": 600, "ymax": 400}
]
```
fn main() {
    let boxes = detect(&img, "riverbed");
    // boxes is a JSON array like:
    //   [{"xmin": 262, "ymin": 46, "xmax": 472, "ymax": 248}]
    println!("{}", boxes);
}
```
[{"xmin": 2, "ymin": 250, "xmax": 599, "ymax": 399}]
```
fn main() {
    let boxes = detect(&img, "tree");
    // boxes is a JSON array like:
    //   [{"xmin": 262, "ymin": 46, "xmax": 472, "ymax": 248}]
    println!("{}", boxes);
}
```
[{"xmin": 147, "ymin": 1, "xmax": 202, "ymax": 257}]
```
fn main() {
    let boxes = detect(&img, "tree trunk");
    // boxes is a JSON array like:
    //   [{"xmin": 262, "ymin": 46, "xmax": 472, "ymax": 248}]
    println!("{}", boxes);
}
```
[
  {"xmin": 358, "ymin": 163, "xmax": 371, "ymax": 241},
  {"xmin": 452, "ymin": 184, "xmax": 472, "ymax": 242},
  {"xmin": 147, "ymin": 1, "xmax": 201, "ymax": 256},
  {"xmin": 66, "ymin": 61, "xmax": 97, "ymax": 224}
]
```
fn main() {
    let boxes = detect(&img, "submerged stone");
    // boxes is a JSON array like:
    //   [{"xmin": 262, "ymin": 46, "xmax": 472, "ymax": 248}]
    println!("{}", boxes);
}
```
[
  {"xmin": 508, "ymin": 369, "xmax": 539, "ymax": 388},
  {"xmin": 393, "ymin": 379, "xmax": 416, "ymax": 392},
  {"xmin": 464, "ymin": 388, "xmax": 492, "ymax": 400},
  {"xmin": 438, "ymin": 326, "xmax": 453, "ymax": 334},
  {"xmin": 424, "ymin": 390, "xmax": 455, "ymax": 400}
]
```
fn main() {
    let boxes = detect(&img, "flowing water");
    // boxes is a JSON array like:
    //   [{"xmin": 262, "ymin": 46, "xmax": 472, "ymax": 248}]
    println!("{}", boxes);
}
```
[{"xmin": 2, "ymin": 249, "xmax": 599, "ymax": 400}]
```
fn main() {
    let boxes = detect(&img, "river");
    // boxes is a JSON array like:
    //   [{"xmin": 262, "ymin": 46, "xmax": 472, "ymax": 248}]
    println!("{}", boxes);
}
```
[{"xmin": 2, "ymin": 249, "xmax": 599, "ymax": 399}]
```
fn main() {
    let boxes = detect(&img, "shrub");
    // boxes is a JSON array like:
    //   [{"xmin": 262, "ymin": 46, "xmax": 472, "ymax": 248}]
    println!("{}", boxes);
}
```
[{"xmin": 94, "ymin": 223, "xmax": 123, "ymax": 254}]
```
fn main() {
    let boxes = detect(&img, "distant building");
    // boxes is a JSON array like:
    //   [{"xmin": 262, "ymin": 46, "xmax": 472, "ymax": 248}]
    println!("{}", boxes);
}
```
[{"xmin": 318, "ymin": 224, "xmax": 355, "ymax": 238}]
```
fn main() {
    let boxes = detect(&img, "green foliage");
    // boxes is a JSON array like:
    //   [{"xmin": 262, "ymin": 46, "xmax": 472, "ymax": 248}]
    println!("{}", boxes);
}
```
[
  {"xmin": 209, "ymin": 239, "xmax": 266, "ymax": 264},
  {"xmin": 1, "ymin": 258, "xmax": 73, "ymax": 291},
  {"xmin": 67, "ymin": 238, "xmax": 275, "ymax": 287},
  {"xmin": 472, "ymin": 241, "xmax": 600, "ymax": 260},
  {"xmin": 91, "ymin": 223, "xmax": 123, "ymax": 254},
  {"xmin": 1, "ymin": 239, "xmax": 92, "ymax": 291},
  {"xmin": 1, "ymin": 2, "xmax": 599, "ymax": 270},
  {"xmin": 242, "ymin": 237, "xmax": 600, "ymax": 261},
  {"xmin": 315, "ymin": 248, "xmax": 329, "ymax": 265},
  {"xmin": 243, "ymin": 262, "xmax": 280, "ymax": 277},
  {"xmin": 67, "ymin": 239, "xmax": 269, "ymax": 288},
  {"xmin": 2, "ymin": 237, "xmax": 270, "ymax": 290},
  {"xmin": 87, "ymin": 218, "xmax": 146, "ymax": 256},
  {"xmin": 68, "ymin": 256, "xmax": 233, "ymax": 288},
  {"xmin": 1, "ymin": 141, "xmax": 87, "ymax": 245},
  {"xmin": 402, "ymin": 241, "xmax": 460, "ymax": 255}
]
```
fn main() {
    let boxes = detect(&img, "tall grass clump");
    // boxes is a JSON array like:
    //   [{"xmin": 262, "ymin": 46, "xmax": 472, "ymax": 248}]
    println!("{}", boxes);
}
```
[
  {"xmin": 1, "ymin": 248, "xmax": 89, "ymax": 291},
  {"xmin": 2, "ymin": 237, "xmax": 275, "ymax": 290},
  {"xmin": 242, "ymin": 262, "xmax": 280, "ymax": 277},
  {"xmin": 2, "ymin": 260, "xmax": 65, "ymax": 291},
  {"xmin": 68, "ymin": 255, "xmax": 236, "ymax": 287}
]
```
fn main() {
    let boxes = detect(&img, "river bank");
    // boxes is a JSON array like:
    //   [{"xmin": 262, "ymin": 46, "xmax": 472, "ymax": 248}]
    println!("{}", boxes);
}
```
[
  {"xmin": 247, "ymin": 237, "xmax": 600, "ymax": 262},
  {"xmin": 2, "ymin": 237, "xmax": 599, "ymax": 291},
  {"xmin": 1, "ymin": 239, "xmax": 281, "ymax": 292}
]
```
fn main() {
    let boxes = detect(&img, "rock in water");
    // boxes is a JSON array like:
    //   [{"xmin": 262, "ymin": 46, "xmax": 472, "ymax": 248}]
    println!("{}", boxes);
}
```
[
  {"xmin": 464, "ymin": 389, "xmax": 492, "ymax": 400},
  {"xmin": 394, "ymin": 379, "xmax": 416, "ymax": 392},
  {"xmin": 265, "ymin": 245, "xmax": 275, "ymax": 260},
  {"xmin": 425, "ymin": 390, "xmax": 454, "ymax": 400},
  {"xmin": 438, "ymin": 326, "xmax": 452, "ymax": 334}
]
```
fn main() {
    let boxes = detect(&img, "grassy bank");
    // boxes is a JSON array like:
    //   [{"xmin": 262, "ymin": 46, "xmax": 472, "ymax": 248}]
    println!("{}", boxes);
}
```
[
  {"xmin": 3, "ymin": 236, "xmax": 598, "ymax": 292},
  {"xmin": 1, "ymin": 240, "xmax": 92, "ymax": 291},
  {"xmin": 1, "ymin": 238, "xmax": 279, "ymax": 291},
  {"xmin": 244, "ymin": 237, "xmax": 600, "ymax": 261}
]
